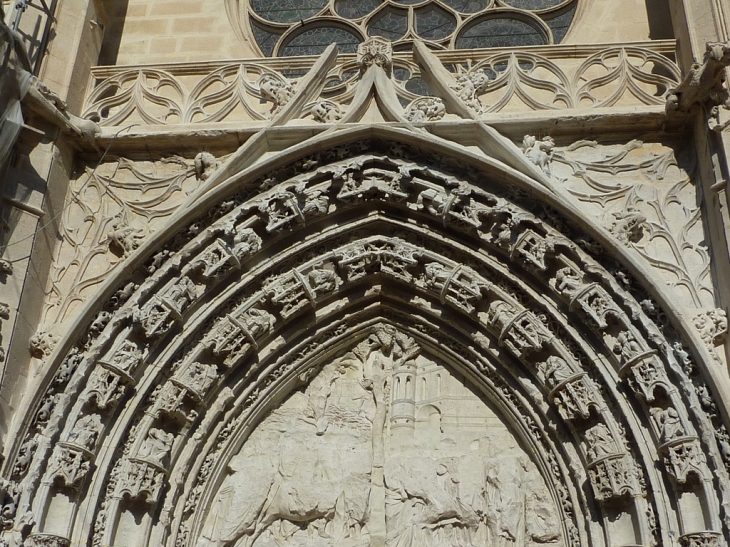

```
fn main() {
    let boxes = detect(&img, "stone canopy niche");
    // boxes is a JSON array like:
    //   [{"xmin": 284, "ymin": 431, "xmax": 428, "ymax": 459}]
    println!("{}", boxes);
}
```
[{"xmin": 197, "ymin": 329, "xmax": 561, "ymax": 547}]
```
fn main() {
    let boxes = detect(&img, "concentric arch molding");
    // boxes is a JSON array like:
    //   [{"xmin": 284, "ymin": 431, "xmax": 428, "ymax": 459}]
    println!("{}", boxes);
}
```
[{"xmin": 3, "ymin": 129, "xmax": 730, "ymax": 547}]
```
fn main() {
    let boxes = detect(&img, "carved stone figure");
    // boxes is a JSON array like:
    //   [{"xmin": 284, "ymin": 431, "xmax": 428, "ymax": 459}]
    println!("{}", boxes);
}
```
[
  {"xmin": 609, "ymin": 207, "xmax": 645, "ymax": 244},
  {"xmin": 67, "ymin": 414, "xmax": 103, "ymax": 450},
  {"xmin": 666, "ymin": 40, "xmax": 730, "ymax": 112},
  {"xmin": 450, "ymin": 69, "xmax": 491, "ymax": 112},
  {"xmin": 232, "ymin": 227, "xmax": 261, "ymax": 260},
  {"xmin": 554, "ymin": 267, "xmax": 583, "ymax": 298},
  {"xmin": 194, "ymin": 152, "xmax": 220, "ymax": 181},
  {"xmin": 29, "ymin": 330, "xmax": 58, "ymax": 359},
  {"xmin": 107, "ymin": 213, "xmax": 146, "ymax": 255},
  {"xmin": 651, "ymin": 406, "xmax": 686, "ymax": 443},
  {"xmin": 298, "ymin": 186, "xmax": 329, "ymax": 218},
  {"xmin": 584, "ymin": 423, "xmax": 617, "ymax": 460},
  {"xmin": 311, "ymin": 101, "xmax": 342, "ymax": 123},
  {"xmin": 523, "ymin": 135, "xmax": 555, "ymax": 176},
  {"xmin": 612, "ymin": 331, "xmax": 644, "ymax": 364},
  {"xmin": 165, "ymin": 276, "xmax": 198, "ymax": 311},
  {"xmin": 405, "ymin": 97, "xmax": 446, "ymax": 123},
  {"xmin": 137, "ymin": 428, "xmax": 175, "ymax": 468},
  {"xmin": 258, "ymin": 73, "xmax": 294, "ymax": 113},
  {"xmin": 539, "ymin": 356, "xmax": 574, "ymax": 389},
  {"xmin": 307, "ymin": 268, "xmax": 338, "ymax": 297}
]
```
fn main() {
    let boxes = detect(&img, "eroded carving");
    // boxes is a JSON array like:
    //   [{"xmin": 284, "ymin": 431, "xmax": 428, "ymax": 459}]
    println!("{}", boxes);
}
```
[
  {"xmin": 523, "ymin": 135, "xmax": 555, "ymax": 176},
  {"xmin": 258, "ymin": 73, "xmax": 294, "ymax": 113},
  {"xmin": 451, "ymin": 69, "xmax": 491, "ymax": 113},
  {"xmin": 194, "ymin": 152, "xmax": 220, "ymax": 182},
  {"xmin": 311, "ymin": 101, "xmax": 342, "ymax": 123},
  {"xmin": 357, "ymin": 37, "xmax": 392, "ymax": 73},
  {"xmin": 137, "ymin": 428, "xmax": 175, "ymax": 468},
  {"xmin": 198, "ymin": 330, "xmax": 561, "ymax": 547},
  {"xmin": 404, "ymin": 97, "xmax": 445, "ymax": 123},
  {"xmin": 667, "ymin": 40, "xmax": 730, "ymax": 112},
  {"xmin": 29, "ymin": 330, "xmax": 58, "ymax": 360},
  {"xmin": 694, "ymin": 309, "xmax": 728, "ymax": 361}
]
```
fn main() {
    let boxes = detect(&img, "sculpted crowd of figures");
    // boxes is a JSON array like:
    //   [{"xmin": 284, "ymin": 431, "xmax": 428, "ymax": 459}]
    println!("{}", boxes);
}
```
[{"xmin": 198, "ymin": 337, "xmax": 561, "ymax": 547}]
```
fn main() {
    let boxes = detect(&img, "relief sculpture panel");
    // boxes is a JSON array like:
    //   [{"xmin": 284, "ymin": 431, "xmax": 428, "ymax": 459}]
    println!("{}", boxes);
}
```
[{"xmin": 198, "ymin": 344, "xmax": 561, "ymax": 547}]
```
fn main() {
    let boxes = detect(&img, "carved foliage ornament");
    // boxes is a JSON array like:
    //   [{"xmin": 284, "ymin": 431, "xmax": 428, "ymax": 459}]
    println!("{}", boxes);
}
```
[{"xmin": 10, "ymin": 143, "xmax": 724, "ymax": 547}]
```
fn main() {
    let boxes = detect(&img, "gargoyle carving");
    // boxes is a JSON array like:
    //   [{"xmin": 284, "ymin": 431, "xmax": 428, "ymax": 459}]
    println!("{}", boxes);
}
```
[{"xmin": 666, "ymin": 40, "xmax": 730, "ymax": 113}]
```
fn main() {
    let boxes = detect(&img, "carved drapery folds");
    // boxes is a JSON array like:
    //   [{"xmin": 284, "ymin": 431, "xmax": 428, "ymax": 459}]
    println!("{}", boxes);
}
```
[{"xmin": 5, "ymin": 141, "xmax": 728, "ymax": 547}]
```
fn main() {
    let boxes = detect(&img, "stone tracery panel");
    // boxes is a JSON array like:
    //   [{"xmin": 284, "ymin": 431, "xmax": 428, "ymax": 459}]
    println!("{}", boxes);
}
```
[
  {"xmin": 81, "ymin": 44, "xmax": 679, "ymax": 127},
  {"xmin": 4, "ymin": 137, "xmax": 729, "ymax": 547}
]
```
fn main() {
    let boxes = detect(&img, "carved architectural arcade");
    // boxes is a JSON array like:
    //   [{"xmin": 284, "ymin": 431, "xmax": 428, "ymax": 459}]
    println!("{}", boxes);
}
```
[{"xmin": 0, "ymin": 4, "xmax": 728, "ymax": 547}]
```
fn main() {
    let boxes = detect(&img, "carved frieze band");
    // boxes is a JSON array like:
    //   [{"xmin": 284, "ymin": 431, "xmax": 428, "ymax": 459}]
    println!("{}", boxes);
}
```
[{"xmin": 82, "ymin": 45, "xmax": 679, "ymax": 127}]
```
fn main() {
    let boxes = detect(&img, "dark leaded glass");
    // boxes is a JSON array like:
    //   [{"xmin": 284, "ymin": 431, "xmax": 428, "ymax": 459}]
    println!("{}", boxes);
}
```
[
  {"xmin": 251, "ymin": 0, "xmax": 328, "ymax": 23},
  {"xmin": 324, "ymin": 70, "xmax": 359, "ymax": 89},
  {"xmin": 455, "ymin": 16, "xmax": 547, "ymax": 48},
  {"xmin": 280, "ymin": 26, "xmax": 362, "ymax": 56},
  {"xmin": 336, "ymin": 0, "xmax": 382, "ymax": 19},
  {"xmin": 415, "ymin": 5, "xmax": 457, "ymax": 40},
  {"xmin": 544, "ymin": 4, "xmax": 576, "ymax": 42},
  {"xmin": 250, "ymin": 0, "xmax": 575, "ymax": 56},
  {"xmin": 502, "ymin": 0, "xmax": 564, "ymax": 9},
  {"xmin": 405, "ymin": 77, "xmax": 432, "ymax": 95},
  {"xmin": 441, "ymin": 0, "xmax": 491, "ymax": 13},
  {"xmin": 251, "ymin": 22, "xmax": 283, "ymax": 57},
  {"xmin": 368, "ymin": 8, "xmax": 409, "ymax": 41},
  {"xmin": 393, "ymin": 67, "xmax": 411, "ymax": 81}
]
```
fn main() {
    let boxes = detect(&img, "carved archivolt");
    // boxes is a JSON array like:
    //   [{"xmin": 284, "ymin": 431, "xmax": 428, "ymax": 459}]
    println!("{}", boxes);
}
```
[{"xmin": 3, "ymin": 136, "xmax": 729, "ymax": 547}]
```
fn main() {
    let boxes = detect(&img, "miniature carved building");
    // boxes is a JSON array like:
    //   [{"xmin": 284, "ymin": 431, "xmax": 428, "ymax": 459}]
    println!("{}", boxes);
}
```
[{"xmin": 0, "ymin": 1, "xmax": 729, "ymax": 547}]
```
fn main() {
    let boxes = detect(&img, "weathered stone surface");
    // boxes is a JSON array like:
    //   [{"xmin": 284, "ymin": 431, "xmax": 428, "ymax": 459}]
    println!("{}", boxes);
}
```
[{"xmin": 0, "ymin": 4, "xmax": 729, "ymax": 547}]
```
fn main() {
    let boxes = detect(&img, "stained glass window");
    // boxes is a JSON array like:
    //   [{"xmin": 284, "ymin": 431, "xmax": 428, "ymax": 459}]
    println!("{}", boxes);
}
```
[
  {"xmin": 416, "ymin": 6, "xmax": 457, "ymax": 40},
  {"xmin": 247, "ymin": 0, "xmax": 578, "ymax": 56},
  {"xmin": 502, "ymin": 0, "xmax": 566, "ymax": 10},
  {"xmin": 251, "ymin": 21, "xmax": 283, "ymax": 57},
  {"xmin": 544, "ymin": 5, "xmax": 577, "ymax": 42},
  {"xmin": 405, "ymin": 77, "xmax": 433, "ymax": 96},
  {"xmin": 251, "ymin": 0, "xmax": 329, "ymax": 23},
  {"xmin": 335, "ymin": 0, "xmax": 382, "ymax": 20},
  {"xmin": 280, "ymin": 26, "xmax": 363, "ymax": 57},
  {"xmin": 368, "ymin": 8, "xmax": 409, "ymax": 41},
  {"xmin": 441, "ymin": 0, "xmax": 491, "ymax": 13},
  {"xmin": 456, "ymin": 17, "xmax": 547, "ymax": 49}
]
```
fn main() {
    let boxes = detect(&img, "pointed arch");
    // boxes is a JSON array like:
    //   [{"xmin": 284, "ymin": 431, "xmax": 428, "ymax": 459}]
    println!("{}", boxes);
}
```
[{"xmin": 5, "ymin": 127, "xmax": 730, "ymax": 547}]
